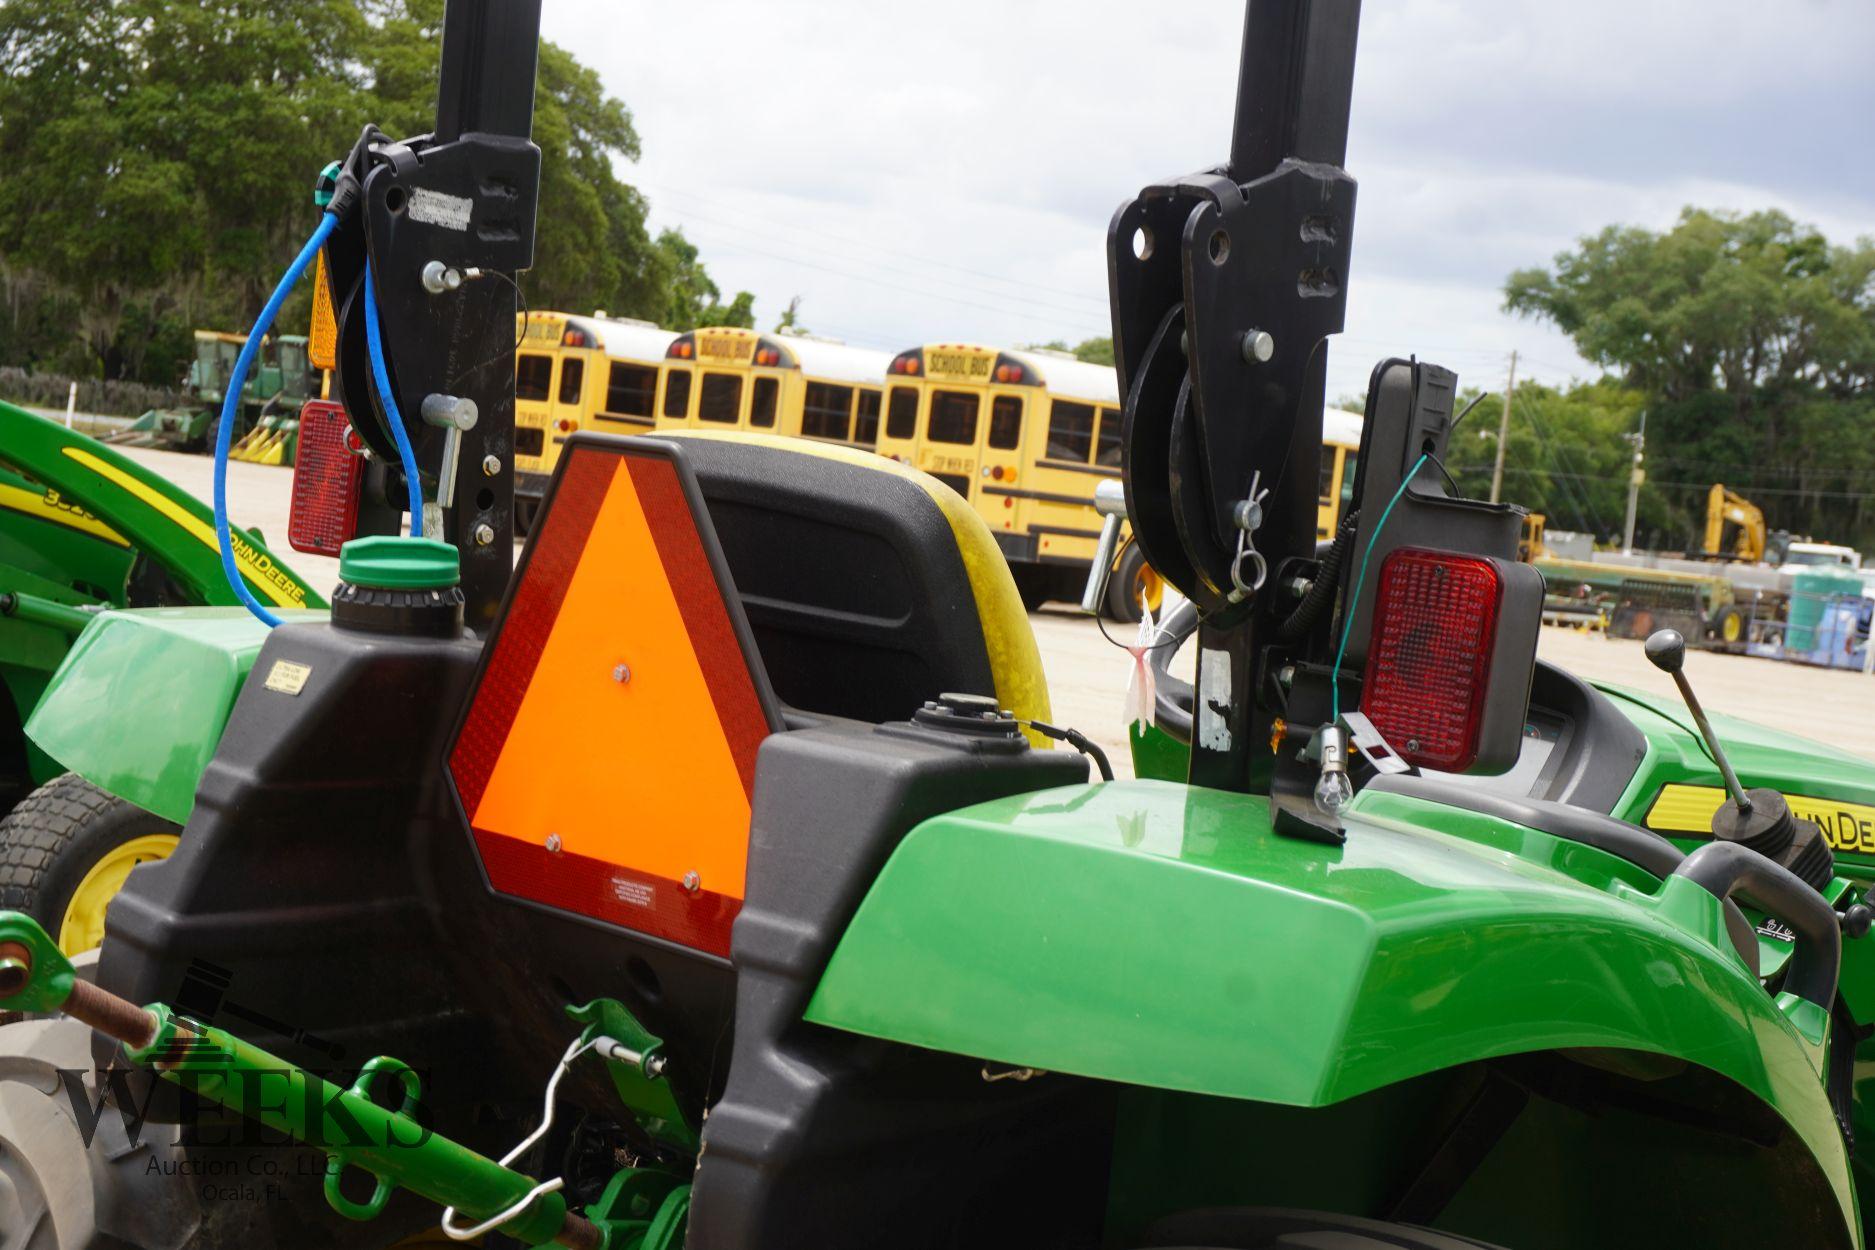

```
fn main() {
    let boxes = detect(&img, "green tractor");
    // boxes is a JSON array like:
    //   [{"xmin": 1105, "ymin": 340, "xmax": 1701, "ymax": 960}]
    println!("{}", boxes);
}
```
[
  {"xmin": 109, "ymin": 330, "xmax": 314, "ymax": 455},
  {"xmin": 0, "ymin": 401, "xmax": 323, "ymax": 953},
  {"xmin": 3, "ymin": 3, "xmax": 1875, "ymax": 1249}
]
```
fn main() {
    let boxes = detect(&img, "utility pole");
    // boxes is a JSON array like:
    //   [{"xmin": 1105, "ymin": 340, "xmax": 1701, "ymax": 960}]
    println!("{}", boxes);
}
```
[
  {"xmin": 1622, "ymin": 409, "xmax": 1647, "ymax": 555},
  {"xmin": 1489, "ymin": 350, "xmax": 1517, "ymax": 504}
]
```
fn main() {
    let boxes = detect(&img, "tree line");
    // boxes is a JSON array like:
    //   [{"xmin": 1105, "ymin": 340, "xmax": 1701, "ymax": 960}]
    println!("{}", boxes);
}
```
[
  {"xmin": 0, "ymin": 0, "xmax": 753, "ymax": 396},
  {"xmin": 1481, "ymin": 208, "xmax": 1875, "ymax": 552}
]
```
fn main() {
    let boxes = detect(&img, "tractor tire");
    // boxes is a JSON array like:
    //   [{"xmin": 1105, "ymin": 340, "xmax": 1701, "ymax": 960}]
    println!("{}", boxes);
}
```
[
  {"xmin": 514, "ymin": 493, "xmax": 542, "ymax": 539},
  {"xmin": 1142, "ymin": 1207, "xmax": 1509, "ymax": 1249},
  {"xmin": 1105, "ymin": 543, "xmax": 1162, "ymax": 624},
  {"xmin": 0, "ymin": 775, "xmax": 179, "ymax": 957},
  {"xmin": 1710, "ymin": 605, "xmax": 1746, "ymax": 653}
]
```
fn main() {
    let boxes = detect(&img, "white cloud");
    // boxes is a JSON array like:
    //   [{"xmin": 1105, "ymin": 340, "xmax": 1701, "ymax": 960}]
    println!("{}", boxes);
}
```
[{"xmin": 540, "ymin": 0, "xmax": 1875, "ymax": 403}]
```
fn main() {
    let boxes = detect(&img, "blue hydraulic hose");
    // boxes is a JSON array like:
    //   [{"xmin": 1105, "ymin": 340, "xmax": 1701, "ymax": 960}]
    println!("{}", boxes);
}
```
[
  {"xmin": 215, "ymin": 211, "xmax": 340, "ymax": 628},
  {"xmin": 363, "ymin": 261, "xmax": 426, "ymax": 535}
]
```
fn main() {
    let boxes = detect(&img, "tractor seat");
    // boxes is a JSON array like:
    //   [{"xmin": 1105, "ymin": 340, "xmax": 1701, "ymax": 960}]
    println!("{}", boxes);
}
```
[{"xmin": 647, "ymin": 431, "xmax": 1051, "ymax": 729}]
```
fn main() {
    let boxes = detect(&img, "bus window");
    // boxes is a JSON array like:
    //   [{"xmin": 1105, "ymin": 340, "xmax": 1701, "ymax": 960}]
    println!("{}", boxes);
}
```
[
  {"xmin": 802, "ymin": 381, "xmax": 853, "ymax": 441},
  {"xmin": 751, "ymin": 376, "xmax": 779, "ymax": 428},
  {"xmin": 929, "ymin": 391, "xmax": 979, "ymax": 445},
  {"xmin": 1095, "ymin": 406, "xmax": 1122, "ymax": 468},
  {"xmin": 700, "ymin": 372, "xmax": 741, "ymax": 423},
  {"xmin": 517, "ymin": 354, "xmax": 553, "ymax": 402},
  {"xmin": 663, "ymin": 368, "xmax": 692, "ymax": 418},
  {"xmin": 1339, "ymin": 450, "xmax": 1359, "ymax": 510},
  {"xmin": 1047, "ymin": 399, "xmax": 1096, "ymax": 462},
  {"xmin": 1318, "ymin": 448, "xmax": 1338, "ymax": 507},
  {"xmin": 854, "ymin": 388, "xmax": 882, "ymax": 444},
  {"xmin": 558, "ymin": 357, "xmax": 584, "ymax": 404},
  {"xmin": 605, "ymin": 362, "xmax": 658, "ymax": 418},
  {"xmin": 989, "ymin": 396, "xmax": 1023, "ymax": 450},
  {"xmin": 887, "ymin": 386, "xmax": 919, "ymax": 439}
]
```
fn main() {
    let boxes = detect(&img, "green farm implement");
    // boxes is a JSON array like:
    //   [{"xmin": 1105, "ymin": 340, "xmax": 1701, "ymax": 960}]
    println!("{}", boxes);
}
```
[
  {"xmin": 3, "ymin": 3, "xmax": 1874, "ymax": 1249},
  {"xmin": 107, "ymin": 330, "xmax": 314, "ymax": 457}
]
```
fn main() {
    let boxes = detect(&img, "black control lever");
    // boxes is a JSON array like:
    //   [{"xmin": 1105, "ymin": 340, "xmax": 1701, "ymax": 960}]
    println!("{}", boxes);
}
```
[{"xmin": 1645, "ymin": 628, "xmax": 1834, "ymax": 891}]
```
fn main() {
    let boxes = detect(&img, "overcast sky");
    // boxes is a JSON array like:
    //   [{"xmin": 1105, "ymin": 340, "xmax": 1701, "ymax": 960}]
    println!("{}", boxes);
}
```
[{"xmin": 540, "ymin": 0, "xmax": 1875, "ymax": 404}]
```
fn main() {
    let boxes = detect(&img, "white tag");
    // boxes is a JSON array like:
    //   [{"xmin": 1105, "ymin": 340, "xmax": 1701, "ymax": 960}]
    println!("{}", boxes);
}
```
[
  {"xmin": 262, "ymin": 660, "xmax": 311, "ymax": 696},
  {"xmin": 407, "ymin": 187, "xmax": 473, "ymax": 232},
  {"xmin": 1197, "ymin": 648, "xmax": 1233, "ymax": 751}
]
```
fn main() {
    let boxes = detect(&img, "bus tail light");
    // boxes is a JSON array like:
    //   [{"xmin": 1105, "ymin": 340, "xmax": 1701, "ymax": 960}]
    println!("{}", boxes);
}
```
[
  {"xmin": 562, "ymin": 328, "xmax": 589, "ymax": 347},
  {"xmin": 1360, "ymin": 546, "xmax": 1540, "ymax": 774},
  {"xmin": 889, "ymin": 350, "xmax": 923, "ymax": 376},
  {"xmin": 667, "ymin": 333, "xmax": 696, "ymax": 360},
  {"xmin": 288, "ymin": 399, "xmax": 363, "ymax": 557}
]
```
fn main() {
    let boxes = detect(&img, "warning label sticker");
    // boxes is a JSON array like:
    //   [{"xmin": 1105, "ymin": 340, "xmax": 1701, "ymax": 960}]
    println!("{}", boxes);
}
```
[{"xmin": 407, "ymin": 187, "xmax": 472, "ymax": 232}]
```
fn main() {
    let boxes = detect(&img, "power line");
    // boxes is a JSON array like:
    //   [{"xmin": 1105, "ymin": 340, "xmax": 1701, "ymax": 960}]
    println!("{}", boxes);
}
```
[{"xmin": 637, "ymin": 179, "xmax": 1113, "ymax": 311}]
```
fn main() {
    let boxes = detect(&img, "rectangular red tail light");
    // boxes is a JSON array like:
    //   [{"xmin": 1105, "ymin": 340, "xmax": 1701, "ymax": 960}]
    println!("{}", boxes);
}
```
[
  {"xmin": 1360, "ymin": 546, "xmax": 1541, "ymax": 774},
  {"xmin": 288, "ymin": 399, "xmax": 363, "ymax": 557}
]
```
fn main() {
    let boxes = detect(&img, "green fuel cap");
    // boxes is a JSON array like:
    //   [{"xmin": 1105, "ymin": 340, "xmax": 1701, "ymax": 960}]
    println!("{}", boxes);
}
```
[{"xmin": 338, "ymin": 536, "xmax": 460, "ymax": 590}]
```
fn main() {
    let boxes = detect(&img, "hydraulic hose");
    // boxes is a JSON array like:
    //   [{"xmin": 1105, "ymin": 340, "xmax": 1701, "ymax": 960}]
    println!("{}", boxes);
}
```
[
  {"xmin": 364, "ymin": 261, "xmax": 427, "ymax": 533},
  {"xmin": 215, "ymin": 211, "xmax": 340, "ymax": 628},
  {"xmin": 216, "ymin": 215, "xmax": 428, "ymax": 627},
  {"xmin": 1278, "ymin": 508, "xmax": 1359, "ymax": 643}
]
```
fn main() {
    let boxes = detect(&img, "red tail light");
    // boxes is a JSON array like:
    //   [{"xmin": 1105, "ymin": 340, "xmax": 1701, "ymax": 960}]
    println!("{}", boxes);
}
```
[
  {"xmin": 288, "ymin": 399, "xmax": 363, "ymax": 557},
  {"xmin": 1360, "ymin": 547, "xmax": 1504, "ymax": 772},
  {"xmin": 889, "ymin": 350, "xmax": 923, "ymax": 376}
]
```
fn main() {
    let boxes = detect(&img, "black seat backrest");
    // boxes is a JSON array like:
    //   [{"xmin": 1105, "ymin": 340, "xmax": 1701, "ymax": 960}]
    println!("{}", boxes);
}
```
[{"xmin": 648, "ymin": 433, "xmax": 1039, "ymax": 726}]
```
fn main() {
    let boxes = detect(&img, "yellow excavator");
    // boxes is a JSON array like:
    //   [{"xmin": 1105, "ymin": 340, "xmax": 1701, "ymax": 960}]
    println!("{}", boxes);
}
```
[{"xmin": 1703, "ymin": 482, "xmax": 1765, "ymax": 562}]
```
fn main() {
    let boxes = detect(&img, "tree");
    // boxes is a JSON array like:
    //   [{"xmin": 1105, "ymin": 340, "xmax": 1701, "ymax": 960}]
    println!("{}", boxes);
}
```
[
  {"xmin": 775, "ymin": 296, "xmax": 806, "ymax": 335},
  {"xmin": 656, "ymin": 230, "xmax": 755, "ymax": 330},
  {"xmin": 1028, "ymin": 337, "xmax": 1115, "ymax": 366},
  {"xmin": 0, "ymin": 0, "xmax": 741, "ymax": 384},
  {"xmin": 1505, "ymin": 207, "xmax": 1875, "ymax": 549}
]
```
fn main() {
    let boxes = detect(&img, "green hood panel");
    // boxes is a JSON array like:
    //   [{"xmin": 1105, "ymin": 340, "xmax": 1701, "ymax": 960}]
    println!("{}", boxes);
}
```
[
  {"xmin": 26, "ymin": 607, "xmax": 326, "ymax": 824},
  {"xmin": 806, "ymin": 779, "xmax": 1850, "ymax": 1219}
]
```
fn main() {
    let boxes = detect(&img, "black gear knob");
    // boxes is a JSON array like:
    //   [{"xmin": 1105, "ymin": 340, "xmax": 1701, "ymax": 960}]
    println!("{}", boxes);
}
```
[{"xmin": 1644, "ymin": 629, "xmax": 1686, "ymax": 674}]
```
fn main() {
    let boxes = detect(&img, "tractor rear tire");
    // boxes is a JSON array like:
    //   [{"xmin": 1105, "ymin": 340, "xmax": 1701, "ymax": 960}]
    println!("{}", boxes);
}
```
[
  {"xmin": 0, "ymin": 774, "xmax": 179, "ymax": 956},
  {"xmin": 1143, "ymin": 1206, "xmax": 1509, "ymax": 1249}
]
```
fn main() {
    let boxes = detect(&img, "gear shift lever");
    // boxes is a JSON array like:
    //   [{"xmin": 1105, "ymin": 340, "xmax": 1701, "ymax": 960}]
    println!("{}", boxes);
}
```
[
  {"xmin": 1644, "ymin": 630, "xmax": 1751, "ymax": 813},
  {"xmin": 1644, "ymin": 629, "xmax": 1824, "ymax": 883}
]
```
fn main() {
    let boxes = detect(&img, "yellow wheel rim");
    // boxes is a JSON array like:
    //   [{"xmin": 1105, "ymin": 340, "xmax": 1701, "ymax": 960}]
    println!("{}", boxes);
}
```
[
  {"xmin": 56, "ymin": 833, "xmax": 179, "ymax": 955},
  {"xmin": 1134, "ymin": 564, "xmax": 1166, "ymax": 615},
  {"xmin": 1722, "ymin": 613, "xmax": 1742, "ymax": 642}
]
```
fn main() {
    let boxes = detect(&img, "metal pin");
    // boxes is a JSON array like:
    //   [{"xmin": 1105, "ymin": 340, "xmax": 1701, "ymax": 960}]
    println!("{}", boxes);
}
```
[{"xmin": 1241, "ymin": 329, "xmax": 1275, "ymax": 363}]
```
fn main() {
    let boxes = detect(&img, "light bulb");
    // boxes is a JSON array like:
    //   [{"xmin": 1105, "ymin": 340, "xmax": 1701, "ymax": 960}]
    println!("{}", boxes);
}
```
[
  {"xmin": 1312, "ymin": 721, "xmax": 1354, "ymax": 817},
  {"xmin": 1314, "ymin": 767, "xmax": 1355, "ymax": 816}
]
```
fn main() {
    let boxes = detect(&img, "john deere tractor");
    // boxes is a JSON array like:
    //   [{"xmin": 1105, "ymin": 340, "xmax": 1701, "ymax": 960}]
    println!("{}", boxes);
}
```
[
  {"xmin": 4, "ymin": 3, "xmax": 1875, "ymax": 1249},
  {"xmin": 0, "ymin": 403, "xmax": 323, "ymax": 954}
]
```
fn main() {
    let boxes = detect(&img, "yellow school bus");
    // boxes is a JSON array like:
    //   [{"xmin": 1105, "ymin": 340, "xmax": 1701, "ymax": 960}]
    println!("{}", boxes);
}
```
[
  {"xmin": 1318, "ymin": 406, "xmax": 1364, "ymax": 540},
  {"xmin": 514, "ymin": 312, "xmax": 675, "ymax": 531},
  {"xmin": 874, "ymin": 343, "xmax": 1167, "ymax": 618},
  {"xmin": 656, "ymin": 327, "xmax": 889, "ymax": 446}
]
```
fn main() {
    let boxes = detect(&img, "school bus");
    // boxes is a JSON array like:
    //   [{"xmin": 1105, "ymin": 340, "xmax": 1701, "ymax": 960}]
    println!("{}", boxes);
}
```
[
  {"xmin": 1318, "ymin": 406, "xmax": 1364, "ymax": 540},
  {"xmin": 514, "ymin": 311, "xmax": 675, "ymax": 532},
  {"xmin": 656, "ymin": 327, "xmax": 889, "ymax": 446},
  {"xmin": 873, "ymin": 343, "xmax": 1169, "ymax": 619}
]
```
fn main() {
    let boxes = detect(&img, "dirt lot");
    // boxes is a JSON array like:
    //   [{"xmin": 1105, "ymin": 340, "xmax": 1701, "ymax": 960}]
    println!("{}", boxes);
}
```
[{"xmin": 119, "ymin": 445, "xmax": 1875, "ymax": 777}]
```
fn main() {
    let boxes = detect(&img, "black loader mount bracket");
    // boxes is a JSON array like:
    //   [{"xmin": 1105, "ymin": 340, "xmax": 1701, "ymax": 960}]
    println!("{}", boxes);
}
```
[
  {"xmin": 318, "ymin": 0, "xmax": 544, "ymax": 630},
  {"xmin": 1108, "ymin": 0, "xmax": 1360, "ymax": 793}
]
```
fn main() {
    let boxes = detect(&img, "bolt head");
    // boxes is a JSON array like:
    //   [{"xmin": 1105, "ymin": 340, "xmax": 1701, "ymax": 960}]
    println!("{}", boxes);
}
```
[
  {"xmin": 682, "ymin": 870, "xmax": 701, "ymax": 894},
  {"xmin": 473, "ymin": 523, "xmax": 496, "ymax": 547},
  {"xmin": 545, "ymin": 833, "xmax": 563, "ymax": 854},
  {"xmin": 612, "ymin": 662, "xmax": 631, "ymax": 683},
  {"xmin": 1241, "ymin": 329, "xmax": 1275, "ymax": 364},
  {"xmin": 481, "ymin": 454, "xmax": 501, "ymax": 477}
]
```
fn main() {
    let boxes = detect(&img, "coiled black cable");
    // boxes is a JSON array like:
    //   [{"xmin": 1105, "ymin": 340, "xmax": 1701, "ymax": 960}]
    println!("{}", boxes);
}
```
[{"xmin": 1277, "ymin": 508, "xmax": 1360, "ymax": 642}]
